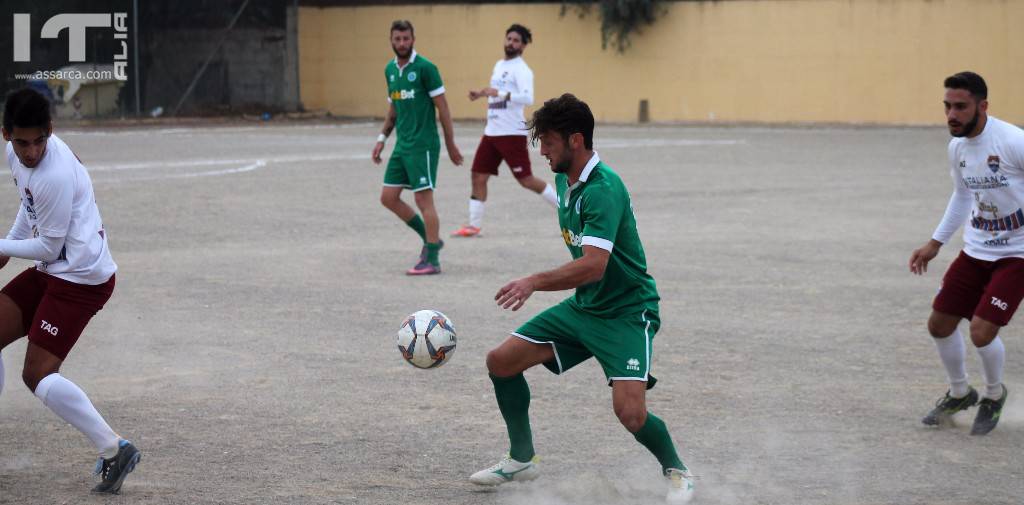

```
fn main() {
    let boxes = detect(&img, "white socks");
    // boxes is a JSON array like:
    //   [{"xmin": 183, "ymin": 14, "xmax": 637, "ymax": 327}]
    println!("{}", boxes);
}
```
[
  {"xmin": 540, "ymin": 184, "xmax": 558, "ymax": 208},
  {"xmin": 469, "ymin": 198, "xmax": 485, "ymax": 228},
  {"xmin": 35, "ymin": 373, "xmax": 120, "ymax": 458},
  {"xmin": 976, "ymin": 337, "xmax": 1006, "ymax": 400},
  {"xmin": 933, "ymin": 329, "xmax": 969, "ymax": 398}
]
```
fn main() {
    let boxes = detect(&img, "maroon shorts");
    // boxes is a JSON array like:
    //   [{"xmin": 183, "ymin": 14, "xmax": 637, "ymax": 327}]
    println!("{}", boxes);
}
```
[
  {"xmin": 1, "ymin": 268, "xmax": 115, "ymax": 360},
  {"xmin": 471, "ymin": 135, "xmax": 532, "ymax": 179},
  {"xmin": 933, "ymin": 251, "xmax": 1024, "ymax": 326}
]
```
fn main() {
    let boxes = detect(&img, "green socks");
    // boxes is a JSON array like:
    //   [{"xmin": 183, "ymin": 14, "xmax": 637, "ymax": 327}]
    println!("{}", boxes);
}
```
[
  {"xmin": 490, "ymin": 373, "xmax": 535, "ymax": 462},
  {"xmin": 425, "ymin": 242, "xmax": 441, "ymax": 267},
  {"xmin": 405, "ymin": 215, "xmax": 427, "ymax": 241},
  {"xmin": 633, "ymin": 413, "xmax": 686, "ymax": 473}
]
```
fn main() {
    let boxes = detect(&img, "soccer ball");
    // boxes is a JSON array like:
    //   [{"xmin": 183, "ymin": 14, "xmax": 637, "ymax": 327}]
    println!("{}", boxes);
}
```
[{"xmin": 396, "ymin": 309, "xmax": 457, "ymax": 369}]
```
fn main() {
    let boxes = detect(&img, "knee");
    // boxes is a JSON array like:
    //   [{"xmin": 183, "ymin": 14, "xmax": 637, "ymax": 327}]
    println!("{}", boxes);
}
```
[
  {"xmin": 485, "ymin": 349, "xmax": 514, "ymax": 377},
  {"xmin": 968, "ymin": 319, "xmax": 999, "ymax": 347},
  {"xmin": 927, "ymin": 315, "xmax": 957, "ymax": 338},
  {"xmin": 379, "ymin": 193, "xmax": 397, "ymax": 209},
  {"xmin": 615, "ymin": 404, "xmax": 647, "ymax": 433}
]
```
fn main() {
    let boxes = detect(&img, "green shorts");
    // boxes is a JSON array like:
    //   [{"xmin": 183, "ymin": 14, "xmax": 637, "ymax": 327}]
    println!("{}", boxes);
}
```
[
  {"xmin": 512, "ymin": 299, "xmax": 660, "ymax": 388},
  {"xmin": 383, "ymin": 147, "xmax": 440, "ymax": 192}
]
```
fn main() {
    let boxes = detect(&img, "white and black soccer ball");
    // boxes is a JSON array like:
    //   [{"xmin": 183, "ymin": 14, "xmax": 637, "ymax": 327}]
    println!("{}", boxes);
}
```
[{"xmin": 396, "ymin": 309, "xmax": 457, "ymax": 369}]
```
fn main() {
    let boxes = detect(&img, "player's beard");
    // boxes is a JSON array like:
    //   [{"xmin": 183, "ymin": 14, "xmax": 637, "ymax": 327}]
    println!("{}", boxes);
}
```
[
  {"xmin": 392, "ymin": 43, "xmax": 413, "ymax": 59},
  {"xmin": 949, "ymin": 108, "xmax": 980, "ymax": 138},
  {"xmin": 551, "ymin": 150, "xmax": 572, "ymax": 173},
  {"xmin": 504, "ymin": 45, "xmax": 521, "ymax": 58}
]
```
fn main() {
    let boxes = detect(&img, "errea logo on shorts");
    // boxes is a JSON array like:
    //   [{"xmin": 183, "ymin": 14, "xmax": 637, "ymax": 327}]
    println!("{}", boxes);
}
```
[
  {"xmin": 390, "ymin": 89, "xmax": 416, "ymax": 101},
  {"xmin": 40, "ymin": 320, "xmax": 59, "ymax": 336},
  {"xmin": 991, "ymin": 297, "xmax": 1009, "ymax": 311},
  {"xmin": 626, "ymin": 358, "xmax": 641, "ymax": 371}
]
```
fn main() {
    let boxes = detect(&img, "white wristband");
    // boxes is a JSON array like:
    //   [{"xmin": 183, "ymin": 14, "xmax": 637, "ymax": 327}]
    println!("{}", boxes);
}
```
[{"xmin": 377, "ymin": 133, "xmax": 388, "ymax": 143}]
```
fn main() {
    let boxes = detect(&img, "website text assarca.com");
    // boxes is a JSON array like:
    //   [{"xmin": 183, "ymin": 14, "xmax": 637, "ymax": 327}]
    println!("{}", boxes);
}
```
[{"xmin": 13, "ymin": 69, "xmax": 117, "ymax": 81}]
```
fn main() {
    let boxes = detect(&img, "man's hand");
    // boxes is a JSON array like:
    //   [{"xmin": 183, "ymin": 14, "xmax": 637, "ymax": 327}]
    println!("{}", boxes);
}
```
[
  {"xmin": 447, "ymin": 141, "xmax": 464, "ymax": 166},
  {"xmin": 0, "ymin": 255, "xmax": 9, "ymax": 270},
  {"xmin": 468, "ymin": 90, "xmax": 483, "ymax": 101},
  {"xmin": 496, "ymin": 276, "xmax": 536, "ymax": 311},
  {"xmin": 909, "ymin": 239, "xmax": 943, "ymax": 275},
  {"xmin": 372, "ymin": 141, "xmax": 385, "ymax": 164}
]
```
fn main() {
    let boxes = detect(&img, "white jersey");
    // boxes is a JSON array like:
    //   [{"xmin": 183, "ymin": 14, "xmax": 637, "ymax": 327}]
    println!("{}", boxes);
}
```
[
  {"xmin": 484, "ymin": 57, "xmax": 534, "ymax": 137},
  {"xmin": 5, "ymin": 135, "xmax": 116, "ymax": 284},
  {"xmin": 933, "ymin": 116, "xmax": 1024, "ymax": 261}
]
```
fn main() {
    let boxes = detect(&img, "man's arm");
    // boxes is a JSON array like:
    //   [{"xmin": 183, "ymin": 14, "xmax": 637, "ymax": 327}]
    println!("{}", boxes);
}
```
[
  {"xmin": 0, "ymin": 235, "xmax": 64, "ymax": 262},
  {"xmin": 432, "ymin": 94, "xmax": 464, "ymax": 165},
  {"xmin": 371, "ymin": 103, "xmax": 397, "ymax": 165},
  {"xmin": 495, "ymin": 246, "xmax": 610, "ymax": 311},
  {"xmin": 910, "ymin": 166, "xmax": 972, "ymax": 275}
]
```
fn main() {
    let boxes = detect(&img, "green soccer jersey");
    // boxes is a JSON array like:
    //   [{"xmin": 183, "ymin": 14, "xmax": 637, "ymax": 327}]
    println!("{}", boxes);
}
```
[
  {"xmin": 385, "ymin": 50, "xmax": 444, "ymax": 154},
  {"xmin": 555, "ymin": 154, "xmax": 660, "ymax": 317}
]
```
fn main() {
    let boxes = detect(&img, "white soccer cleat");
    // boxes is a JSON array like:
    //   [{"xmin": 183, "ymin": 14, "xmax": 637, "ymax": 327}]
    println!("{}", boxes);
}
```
[
  {"xmin": 665, "ymin": 468, "xmax": 695, "ymax": 504},
  {"xmin": 469, "ymin": 454, "xmax": 539, "ymax": 486}
]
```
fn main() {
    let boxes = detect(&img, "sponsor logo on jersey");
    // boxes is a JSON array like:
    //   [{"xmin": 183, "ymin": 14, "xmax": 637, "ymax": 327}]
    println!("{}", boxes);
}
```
[
  {"xmin": 390, "ymin": 89, "xmax": 417, "ymax": 101},
  {"xmin": 984, "ymin": 237, "xmax": 1009, "ymax": 246},
  {"xmin": 407, "ymin": 71, "xmax": 417, "ymax": 82},
  {"xmin": 988, "ymin": 155, "xmax": 1001, "ymax": 173},
  {"xmin": 971, "ymin": 208, "xmax": 1024, "ymax": 232},
  {"xmin": 562, "ymin": 228, "xmax": 583, "ymax": 247},
  {"xmin": 962, "ymin": 174, "xmax": 1009, "ymax": 190}
]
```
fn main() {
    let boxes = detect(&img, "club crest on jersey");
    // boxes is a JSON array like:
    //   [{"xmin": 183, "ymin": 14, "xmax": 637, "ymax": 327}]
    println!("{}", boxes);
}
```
[
  {"xmin": 390, "ymin": 75, "xmax": 395, "ymax": 82},
  {"xmin": 988, "ymin": 155, "xmax": 1000, "ymax": 173},
  {"xmin": 407, "ymin": 71, "xmax": 417, "ymax": 82},
  {"xmin": 575, "ymin": 198, "xmax": 582, "ymax": 214}
]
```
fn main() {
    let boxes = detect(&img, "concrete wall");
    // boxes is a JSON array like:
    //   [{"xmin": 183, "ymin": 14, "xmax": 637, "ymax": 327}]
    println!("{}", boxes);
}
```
[{"xmin": 298, "ymin": 0, "xmax": 1024, "ymax": 125}]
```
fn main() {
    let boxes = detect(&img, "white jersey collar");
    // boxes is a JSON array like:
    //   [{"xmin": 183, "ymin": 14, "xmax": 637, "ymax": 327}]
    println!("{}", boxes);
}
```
[
  {"xmin": 579, "ymin": 151, "xmax": 600, "ymax": 183},
  {"xmin": 395, "ymin": 49, "xmax": 418, "ymax": 72}
]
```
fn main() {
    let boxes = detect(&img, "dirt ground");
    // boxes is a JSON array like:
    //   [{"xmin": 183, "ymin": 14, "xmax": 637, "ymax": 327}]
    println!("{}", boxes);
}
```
[{"xmin": 0, "ymin": 120, "xmax": 1021, "ymax": 504}]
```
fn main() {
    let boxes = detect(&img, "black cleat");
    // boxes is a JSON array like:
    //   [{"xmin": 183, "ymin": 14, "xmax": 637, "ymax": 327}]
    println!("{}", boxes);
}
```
[
  {"xmin": 91, "ymin": 440, "xmax": 141, "ymax": 494},
  {"xmin": 922, "ymin": 387, "xmax": 978, "ymax": 426},
  {"xmin": 971, "ymin": 385, "xmax": 1008, "ymax": 436}
]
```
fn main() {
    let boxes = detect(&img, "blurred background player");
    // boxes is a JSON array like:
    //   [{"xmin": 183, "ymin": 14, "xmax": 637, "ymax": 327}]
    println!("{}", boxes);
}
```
[
  {"xmin": 451, "ymin": 24, "xmax": 557, "ymax": 238},
  {"xmin": 470, "ymin": 94, "xmax": 694, "ymax": 504},
  {"xmin": 0, "ymin": 88, "xmax": 140, "ymax": 493},
  {"xmin": 372, "ymin": 20, "xmax": 463, "ymax": 274},
  {"xmin": 909, "ymin": 71, "xmax": 1024, "ymax": 435}
]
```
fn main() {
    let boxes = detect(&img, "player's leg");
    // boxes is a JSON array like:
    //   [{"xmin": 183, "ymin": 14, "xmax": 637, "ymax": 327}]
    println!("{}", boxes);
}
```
[
  {"xmin": 964, "ymin": 257, "xmax": 1024, "ymax": 434},
  {"xmin": 922, "ymin": 252, "xmax": 986, "ymax": 425},
  {"xmin": 381, "ymin": 155, "xmax": 428, "ymax": 245},
  {"xmin": 454, "ymin": 136, "xmax": 500, "ymax": 237},
  {"xmin": 471, "ymin": 303, "xmax": 588, "ymax": 486},
  {"xmin": 501, "ymin": 135, "xmax": 557, "ymax": 208},
  {"xmin": 25, "ymin": 275, "xmax": 140, "ymax": 493},
  {"xmin": 597, "ymin": 310, "xmax": 693, "ymax": 504},
  {"xmin": 0, "ymin": 293, "xmax": 28, "ymax": 397},
  {"xmin": 0, "ymin": 269, "xmax": 44, "ymax": 398}
]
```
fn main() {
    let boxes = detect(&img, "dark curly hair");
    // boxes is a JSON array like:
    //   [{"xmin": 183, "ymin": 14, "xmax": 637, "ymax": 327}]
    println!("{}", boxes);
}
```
[
  {"xmin": 944, "ymin": 71, "xmax": 987, "ymax": 101},
  {"xmin": 527, "ymin": 93, "xmax": 594, "ymax": 150},
  {"xmin": 3, "ymin": 87, "xmax": 51, "ymax": 132},
  {"xmin": 507, "ymin": 24, "xmax": 532, "ymax": 45}
]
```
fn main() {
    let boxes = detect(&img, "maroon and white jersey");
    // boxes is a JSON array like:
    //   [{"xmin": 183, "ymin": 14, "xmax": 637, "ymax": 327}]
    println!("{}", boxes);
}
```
[
  {"xmin": 484, "ymin": 56, "xmax": 534, "ymax": 137},
  {"xmin": 5, "ymin": 135, "xmax": 116, "ymax": 284},
  {"xmin": 933, "ymin": 116, "xmax": 1024, "ymax": 261}
]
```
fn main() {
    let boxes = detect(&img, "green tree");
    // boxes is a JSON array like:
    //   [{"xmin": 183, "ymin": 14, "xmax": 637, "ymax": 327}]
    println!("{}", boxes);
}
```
[{"xmin": 562, "ymin": 0, "xmax": 668, "ymax": 53}]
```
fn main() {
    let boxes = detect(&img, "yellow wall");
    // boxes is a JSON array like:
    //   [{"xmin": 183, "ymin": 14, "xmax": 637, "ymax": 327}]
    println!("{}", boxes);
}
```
[{"xmin": 299, "ymin": 0, "xmax": 1024, "ymax": 125}]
